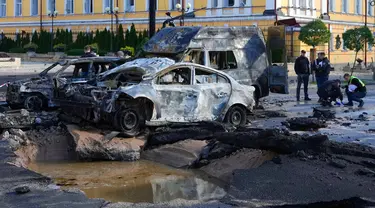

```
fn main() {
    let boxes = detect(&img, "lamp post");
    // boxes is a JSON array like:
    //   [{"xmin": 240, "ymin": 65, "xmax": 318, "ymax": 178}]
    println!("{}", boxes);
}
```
[
  {"xmin": 48, "ymin": 10, "xmax": 58, "ymax": 52},
  {"xmin": 175, "ymin": 1, "xmax": 191, "ymax": 26},
  {"xmin": 105, "ymin": 1, "xmax": 119, "ymax": 52}
]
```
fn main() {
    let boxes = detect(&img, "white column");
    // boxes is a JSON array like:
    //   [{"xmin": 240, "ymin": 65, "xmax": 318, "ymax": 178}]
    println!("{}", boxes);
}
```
[
  {"xmin": 289, "ymin": 0, "xmax": 294, "ymax": 15},
  {"xmin": 187, "ymin": 0, "xmax": 194, "ymax": 10},
  {"xmin": 234, "ymin": 0, "xmax": 240, "ymax": 15},
  {"xmin": 295, "ymin": 0, "xmax": 300, "ymax": 15},
  {"xmin": 206, "ymin": 0, "xmax": 212, "ymax": 16},
  {"xmin": 248, "ymin": 0, "xmax": 252, "ymax": 14},
  {"xmin": 321, "ymin": 0, "xmax": 327, "ymax": 14},
  {"xmin": 217, "ymin": 0, "xmax": 223, "ymax": 15}
]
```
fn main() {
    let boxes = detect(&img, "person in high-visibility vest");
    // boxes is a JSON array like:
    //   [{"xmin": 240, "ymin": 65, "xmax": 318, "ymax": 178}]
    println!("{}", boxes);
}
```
[{"xmin": 343, "ymin": 73, "xmax": 366, "ymax": 107}]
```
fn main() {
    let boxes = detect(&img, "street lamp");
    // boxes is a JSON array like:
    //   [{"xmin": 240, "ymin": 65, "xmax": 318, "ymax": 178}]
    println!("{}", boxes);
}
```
[
  {"xmin": 105, "ymin": 2, "xmax": 119, "ymax": 53},
  {"xmin": 175, "ymin": 2, "xmax": 191, "ymax": 26},
  {"xmin": 48, "ymin": 10, "xmax": 58, "ymax": 52}
]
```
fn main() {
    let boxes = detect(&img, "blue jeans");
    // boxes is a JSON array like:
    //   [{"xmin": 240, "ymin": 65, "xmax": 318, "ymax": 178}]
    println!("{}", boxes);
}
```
[
  {"xmin": 316, "ymin": 76, "xmax": 328, "ymax": 88},
  {"xmin": 346, "ymin": 91, "xmax": 366, "ymax": 103}
]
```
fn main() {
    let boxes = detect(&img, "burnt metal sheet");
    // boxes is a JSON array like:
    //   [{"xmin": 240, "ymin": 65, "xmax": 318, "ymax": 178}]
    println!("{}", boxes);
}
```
[
  {"xmin": 143, "ymin": 27, "xmax": 201, "ymax": 54},
  {"xmin": 100, "ymin": 57, "xmax": 175, "ymax": 78}
]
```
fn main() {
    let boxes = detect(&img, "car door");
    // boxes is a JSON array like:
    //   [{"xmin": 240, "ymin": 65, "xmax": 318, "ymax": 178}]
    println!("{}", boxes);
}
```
[
  {"xmin": 153, "ymin": 66, "xmax": 199, "ymax": 122},
  {"xmin": 193, "ymin": 66, "xmax": 231, "ymax": 121}
]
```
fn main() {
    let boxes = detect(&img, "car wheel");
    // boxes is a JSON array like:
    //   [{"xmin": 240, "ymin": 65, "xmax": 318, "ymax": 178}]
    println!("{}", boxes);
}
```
[
  {"xmin": 24, "ymin": 95, "xmax": 45, "ymax": 111},
  {"xmin": 225, "ymin": 106, "xmax": 247, "ymax": 126},
  {"xmin": 114, "ymin": 106, "xmax": 145, "ymax": 137}
]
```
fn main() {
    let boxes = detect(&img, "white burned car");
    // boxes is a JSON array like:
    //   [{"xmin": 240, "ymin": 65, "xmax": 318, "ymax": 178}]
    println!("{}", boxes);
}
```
[{"xmin": 53, "ymin": 58, "xmax": 255, "ymax": 136}]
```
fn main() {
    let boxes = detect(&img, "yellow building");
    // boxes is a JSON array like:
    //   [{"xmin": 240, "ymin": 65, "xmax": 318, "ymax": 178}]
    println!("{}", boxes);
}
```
[{"xmin": 0, "ymin": 0, "xmax": 374, "ymax": 66}]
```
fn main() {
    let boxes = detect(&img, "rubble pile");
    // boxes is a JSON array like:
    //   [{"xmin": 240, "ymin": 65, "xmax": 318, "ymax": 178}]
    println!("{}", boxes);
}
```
[
  {"xmin": 0, "ymin": 110, "xmax": 59, "ymax": 129},
  {"xmin": 282, "ymin": 117, "xmax": 328, "ymax": 131}
]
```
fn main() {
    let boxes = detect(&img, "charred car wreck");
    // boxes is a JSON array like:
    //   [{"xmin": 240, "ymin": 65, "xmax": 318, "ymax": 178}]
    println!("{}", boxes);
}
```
[
  {"xmin": 53, "ymin": 57, "xmax": 255, "ymax": 136},
  {"xmin": 143, "ymin": 26, "xmax": 289, "ymax": 100},
  {"xmin": 6, "ymin": 57, "xmax": 128, "ymax": 111}
]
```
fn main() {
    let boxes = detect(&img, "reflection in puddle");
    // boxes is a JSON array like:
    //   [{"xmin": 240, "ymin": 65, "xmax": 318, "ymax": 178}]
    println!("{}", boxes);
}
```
[{"xmin": 28, "ymin": 160, "xmax": 225, "ymax": 203}]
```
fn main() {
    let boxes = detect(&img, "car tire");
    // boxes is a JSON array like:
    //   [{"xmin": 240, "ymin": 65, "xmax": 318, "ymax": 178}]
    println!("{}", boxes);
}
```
[
  {"xmin": 224, "ymin": 105, "xmax": 247, "ymax": 126},
  {"xmin": 24, "ymin": 94, "xmax": 45, "ymax": 111},
  {"xmin": 114, "ymin": 106, "xmax": 145, "ymax": 137}
]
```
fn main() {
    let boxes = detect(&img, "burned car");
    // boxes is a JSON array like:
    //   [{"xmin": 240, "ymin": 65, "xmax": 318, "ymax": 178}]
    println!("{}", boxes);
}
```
[
  {"xmin": 6, "ymin": 57, "xmax": 128, "ymax": 111},
  {"xmin": 53, "ymin": 57, "xmax": 255, "ymax": 136},
  {"xmin": 142, "ymin": 26, "xmax": 289, "ymax": 102}
]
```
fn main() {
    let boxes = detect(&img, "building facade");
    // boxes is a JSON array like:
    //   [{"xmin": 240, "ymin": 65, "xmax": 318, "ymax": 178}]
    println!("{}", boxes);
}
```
[{"xmin": 0, "ymin": 0, "xmax": 374, "ymax": 66}]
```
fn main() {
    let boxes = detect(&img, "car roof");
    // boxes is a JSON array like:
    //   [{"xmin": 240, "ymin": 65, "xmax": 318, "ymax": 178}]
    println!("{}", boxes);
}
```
[{"xmin": 68, "ymin": 56, "xmax": 125, "ymax": 64}]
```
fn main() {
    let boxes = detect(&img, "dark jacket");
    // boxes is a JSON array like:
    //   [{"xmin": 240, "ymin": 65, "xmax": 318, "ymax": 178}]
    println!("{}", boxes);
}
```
[
  {"xmin": 312, "ymin": 57, "xmax": 330, "ymax": 77},
  {"xmin": 347, "ymin": 76, "xmax": 367, "ymax": 93},
  {"xmin": 294, "ymin": 56, "xmax": 310, "ymax": 74},
  {"xmin": 80, "ymin": 52, "xmax": 96, "ymax": 58},
  {"xmin": 318, "ymin": 80, "xmax": 343, "ymax": 101}
]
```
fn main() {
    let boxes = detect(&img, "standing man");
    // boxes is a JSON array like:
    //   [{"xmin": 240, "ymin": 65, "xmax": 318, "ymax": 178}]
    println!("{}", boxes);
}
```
[
  {"xmin": 81, "ymin": 45, "xmax": 96, "ymax": 58},
  {"xmin": 312, "ymin": 52, "xmax": 331, "ymax": 100},
  {"xmin": 343, "ymin": 73, "xmax": 366, "ymax": 107},
  {"xmin": 294, "ymin": 50, "xmax": 311, "ymax": 101}
]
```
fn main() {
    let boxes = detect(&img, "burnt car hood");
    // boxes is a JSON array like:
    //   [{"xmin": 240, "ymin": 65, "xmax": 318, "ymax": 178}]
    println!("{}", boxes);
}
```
[{"xmin": 100, "ymin": 57, "xmax": 176, "ymax": 79}]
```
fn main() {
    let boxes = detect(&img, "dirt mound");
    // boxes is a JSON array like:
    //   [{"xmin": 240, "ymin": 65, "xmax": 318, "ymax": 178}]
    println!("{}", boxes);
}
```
[{"xmin": 66, "ymin": 125, "xmax": 145, "ymax": 161}]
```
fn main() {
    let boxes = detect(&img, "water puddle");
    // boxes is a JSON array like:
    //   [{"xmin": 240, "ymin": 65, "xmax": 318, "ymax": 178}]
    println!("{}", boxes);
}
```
[{"xmin": 28, "ymin": 160, "xmax": 226, "ymax": 203}]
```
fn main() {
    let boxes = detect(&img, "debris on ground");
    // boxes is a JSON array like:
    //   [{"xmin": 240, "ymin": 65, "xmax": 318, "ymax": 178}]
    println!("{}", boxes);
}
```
[
  {"xmin": 312, "ymin": 108, "xmax": 335, "ymax": 120},
  {"xmin": 0, "ymin": 110, "xmax": 59, "ymax": 129},
  {"xmin": 14, "ymin": 186, "xmax": 30, "ymax": 194},
  {"xmin": 282, "ymin": 117, "xmax": 328, "ymax": 131}
]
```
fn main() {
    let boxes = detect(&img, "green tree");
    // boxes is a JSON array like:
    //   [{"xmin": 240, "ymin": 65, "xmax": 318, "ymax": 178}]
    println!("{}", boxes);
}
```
[
  {"xmin": 117, "ymin": 24, "xmax": 125, "ymax": 50},
  {"xmin": 31, "ymin": 31, "xmax": 39, "ymax": 44},
  {"xmin": 299, "ymin": 19, "xmax": 331, "ymax": 49},
  {"xmin": 343, "ymin": 26, "xmax": 375, "ymax": 72}
]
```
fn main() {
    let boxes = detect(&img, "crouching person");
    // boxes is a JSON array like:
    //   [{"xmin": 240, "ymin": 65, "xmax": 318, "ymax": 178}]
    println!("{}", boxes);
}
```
[
  {"xmin": 317, "ymin": 79, "xmax": 343, "ymax": 107},
  {"xmin": 343, "ymin": 74, "xmax": 366, "ymax": 107}
]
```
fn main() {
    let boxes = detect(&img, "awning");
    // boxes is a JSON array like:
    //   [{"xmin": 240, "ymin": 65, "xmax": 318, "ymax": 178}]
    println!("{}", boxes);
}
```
[{"xmin": 276, "ymin": 18, "xmax": 300, "ymax": 27}]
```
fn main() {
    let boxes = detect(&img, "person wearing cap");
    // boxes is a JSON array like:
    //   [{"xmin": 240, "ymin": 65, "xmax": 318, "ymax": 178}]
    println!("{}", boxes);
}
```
[
  {"xmin": 317, "ymin": 79, "xmax": 343, "ymax": 107},
  {"xmin": 343, "ymin": 73, "xmax": 366, "ymax": 107},
  {"xmin": 311, "ymin": 52, "xmax": 331, "ymax": 101},
  {"xmin": 294, "ymin": 50, "xmax": 311, "ymax": 101}
]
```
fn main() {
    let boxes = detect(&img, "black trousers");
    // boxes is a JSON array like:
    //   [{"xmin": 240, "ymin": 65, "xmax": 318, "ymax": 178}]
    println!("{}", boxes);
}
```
[{"xmin": 297, "ymin": 74, "xmax": 310, "ymax": 99}]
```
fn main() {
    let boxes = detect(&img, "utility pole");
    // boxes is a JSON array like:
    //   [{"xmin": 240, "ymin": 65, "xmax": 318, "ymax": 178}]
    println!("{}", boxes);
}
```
[
  {"xmin": 327, "ymin": 0, "xmax": 330, "ymax": 61},
  {"xmin": 274, "ymin": 0, "xmax": 277, "ymax": 25},
  {"xmin": 149, "ymin": 0, "xmax": 156, "ymax": 38}
]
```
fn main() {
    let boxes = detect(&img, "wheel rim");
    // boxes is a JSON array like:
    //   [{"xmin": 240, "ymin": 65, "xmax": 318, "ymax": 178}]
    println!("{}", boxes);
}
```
[
  {"xmin": 25, "ymin": 96, "xmax": 43, "ymax": 110},
  {"xmin": 231, "ymin": 110, "xmax": 242, "ymax": 126},
  {"xmin": 120, "ymin": 110, "xmax": 138, "ymax": 131}
]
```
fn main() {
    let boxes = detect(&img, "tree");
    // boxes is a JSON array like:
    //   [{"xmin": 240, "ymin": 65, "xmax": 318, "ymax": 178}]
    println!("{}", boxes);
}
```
[
  {"xmin": 343, "ymin": 26, "xmax": 375, "ymax": 73},
  {"xmin": 299, "ymin": 19, "xmax": 331, "ymax": 48}
]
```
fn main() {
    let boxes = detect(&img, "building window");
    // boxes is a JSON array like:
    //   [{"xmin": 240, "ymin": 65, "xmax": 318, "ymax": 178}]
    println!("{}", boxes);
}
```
[
  {"xmin": 369, "ymin": 0, "xmax": 373, "ymax": 15},
  {"xmin": 329, "ymin": 0, "xmax": 335, "ymax": 11},
  {"xmin": 212, "ymin": 0, "xmax": 218, "ymax": 7},
  {"xmin": 125, "ymin": 0, "xmax": 135, "ymax": 12},
  {"xmin": 31, "ymin": 0, "xmax": 38, "ymax": 15},
  {"xmin": 299, "ymin": 0, "xmax": 307, "ymax": 8},
  {"xmin": 355, "ymin": 0, "xmax": 362, "ymax": 14},
  {"xmin": 0, "ymin": 0, "xmax": 6, "ymax": 17},
  {"xmin": 240, "ymin": 0, "xmax": 246, "ymax": 7},
  {"xmin": 47, "ymin": 0, "xmax": 56, "ymax": 12},
  {"xmin": 65, "ymin": 0, "xmax": 74, "ymax": 14},
  {"xmin": 342, "ymin": 0, "xmax": 348, "ymax": 13},
  {"xmin": 171, "ymin": 0, "xmax": 180, "ymax": 10},
  {"xmin": 369, "ymin": 42, "xmax": 373, "ymax": 51},
  {"xmin": 103, "ymin": 0, "xmax": 114, "ymax": 11},
  {"xmin": 15, "ymin": 0, "xmax": 22, "ymax": 16},
  {"xmin": 145, "ymin": 0, "xmax": 157, "ymax": 11},
  {"xmin": 223, "ymin": 0, "xmax": 235, "ymax": 7},
  {"xmin": 84, "ymin": 0, "xmax": 93, "ymax": 14}
]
